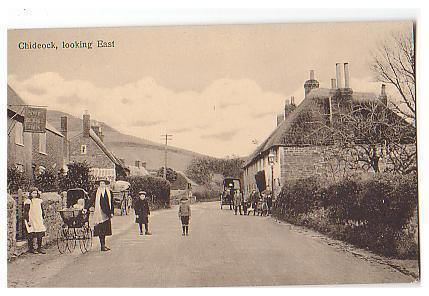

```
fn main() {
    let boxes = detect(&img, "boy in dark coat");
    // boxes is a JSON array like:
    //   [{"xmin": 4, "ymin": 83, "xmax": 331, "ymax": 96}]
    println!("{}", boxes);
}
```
[{"xmin": 134, "ymin": 191, "xmax": 152, "ymax": 235}]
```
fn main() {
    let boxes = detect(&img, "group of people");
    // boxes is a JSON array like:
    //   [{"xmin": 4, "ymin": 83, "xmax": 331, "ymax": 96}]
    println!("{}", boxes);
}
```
[
  {"xmin": 227, "ymin": 188, "xmax": 273, "ymax": 216},
  {"xmin": 23, "ymin": 178, "xmax": 193, "ymax": 255}
]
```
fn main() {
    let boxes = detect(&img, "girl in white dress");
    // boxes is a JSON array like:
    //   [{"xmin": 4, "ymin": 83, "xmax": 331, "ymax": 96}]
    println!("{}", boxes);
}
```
[{"xmin": 24, "ymin": 187, "xmax": 47, "ymax": 254}]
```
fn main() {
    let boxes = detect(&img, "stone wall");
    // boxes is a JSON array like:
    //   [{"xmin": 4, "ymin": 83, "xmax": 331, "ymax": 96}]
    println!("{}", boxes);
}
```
[
  {"xmin": 7, "ymin": 194, "xmax": 16, "ymax": 260},
  {"xmin": 281, "ymin": 146, "xmax": 329, "ymax": 183},
  {"xmin": 8, "ymin": 192, "xmax": 63, "ymax": 257},
  {"xmin": 40, "ymin": 192, "xmax": 63, "ymax": 246}
]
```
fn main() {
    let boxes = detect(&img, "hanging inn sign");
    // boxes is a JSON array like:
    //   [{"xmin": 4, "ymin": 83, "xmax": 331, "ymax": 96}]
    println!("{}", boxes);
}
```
[{"xmin": 23, "ymin": 107, "xmax": 47, "ymax": 133}]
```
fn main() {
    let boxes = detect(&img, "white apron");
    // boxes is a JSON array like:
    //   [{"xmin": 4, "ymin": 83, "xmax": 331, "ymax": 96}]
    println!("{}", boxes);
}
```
[
  {"xmin": 93, "ymin": 187, "xmax": 112, "ymax": 226},
  {"xmin": 24, "ymin": 198, "xmax": 46, "ymax": 233}
]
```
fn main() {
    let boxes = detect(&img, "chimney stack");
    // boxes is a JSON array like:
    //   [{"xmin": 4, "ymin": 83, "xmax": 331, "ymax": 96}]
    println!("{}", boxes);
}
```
[
  {"xmin": 285, "ymin": 96, "xmax": 297, "ymax": 119},
  {"xmin": 135, "ymin": 160, "xmax": 140, "ymax": 168},
  {"xmin": 331, "ymin": 78, "xmax": 337, "ymax": 89},
  {"xmin": 336, "ymin": 63, "xmax": 343, "ymax": 89},
  {"xmin": 290, "ymin": 96, "xmax": 295, "ymax": 105},
  {"xmin": 83, "ymin": 110, "xmax": 90, "ymax": 138},
  {"xmin": 379, "ymin": 84, "xmax": 388, "ymax": 105},
  {"xmin": 310, "ymin": 70, "xmax": 315, "ymax": 80},
  {"xmin": 344, "ymin": 63, "xmax": 350, "ymax": 89},
  {"xmin": 60, "ymin": 116, "xmax": 69, "ymax": 161},
  {"xmin": 276, "ymin": 113, "xmax": 284, "ymax": 126}
]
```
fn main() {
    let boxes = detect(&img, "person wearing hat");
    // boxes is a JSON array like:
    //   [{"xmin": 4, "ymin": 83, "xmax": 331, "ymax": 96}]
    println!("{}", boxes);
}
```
[
  {"xmin": 90, "ymin": 179, "xmax": 114, "ymax": 251},
  {"xmin": 134, "ymin": 191, "xmax": 152, "ymax": 235},
  {"xmin": 178, "ymin": 195, "xmax": 191, "ymax": 236}
]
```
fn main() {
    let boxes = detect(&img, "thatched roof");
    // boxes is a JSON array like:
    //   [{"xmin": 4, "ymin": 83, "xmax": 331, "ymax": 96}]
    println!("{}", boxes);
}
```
[{"xmin": 242, "ymin": 87, "xmax": 381, "ymax": 169}]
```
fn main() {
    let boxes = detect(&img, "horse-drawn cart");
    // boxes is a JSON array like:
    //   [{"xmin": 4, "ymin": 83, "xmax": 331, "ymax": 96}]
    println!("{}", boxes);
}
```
[{"xmin": 112, "ymin": 180, "xmax": 132, "ymax": 215}]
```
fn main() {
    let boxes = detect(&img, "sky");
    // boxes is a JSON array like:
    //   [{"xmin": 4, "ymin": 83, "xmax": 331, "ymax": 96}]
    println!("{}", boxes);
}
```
[{"xmin": 7, "ymin": 21, "xmax": 413, "ymax": 158}]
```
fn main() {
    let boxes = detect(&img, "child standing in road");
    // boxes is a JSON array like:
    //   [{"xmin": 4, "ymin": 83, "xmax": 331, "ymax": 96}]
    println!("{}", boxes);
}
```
[
  {"xmin": 178, "ymin": 196, "xmax": 191, "ymax": 236},
  {"xmin": 24, "ymin": 187, "xmax": 47, "ymax": 254},
  {"xmin": 135, "ymin": 191, "xmax": 152, "ymax": 236}
]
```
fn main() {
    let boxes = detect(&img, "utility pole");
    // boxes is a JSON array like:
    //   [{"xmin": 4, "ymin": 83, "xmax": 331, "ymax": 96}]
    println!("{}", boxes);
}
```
[{"xmin": 160, "ymin": 134, "xmax": 173, "ymax": 180}]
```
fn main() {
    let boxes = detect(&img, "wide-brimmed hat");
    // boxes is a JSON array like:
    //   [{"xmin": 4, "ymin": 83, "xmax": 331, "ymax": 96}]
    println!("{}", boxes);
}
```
[
  {"xmin": 95, "ymin": 179, "xmax": 110, "ymax": 185},
  {"xmin": 139, "ymin": 190, "xmax": 147, "ymax": 195},
  {"xmin": 180, "ymin": 196, "xmax": 188, "ymax": 201}
]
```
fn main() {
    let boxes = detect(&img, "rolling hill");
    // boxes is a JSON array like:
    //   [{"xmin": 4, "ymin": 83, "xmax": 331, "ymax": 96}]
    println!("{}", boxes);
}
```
[{"xmin": 47, "ymin": 110, "xmax": 214, "ymax": 172}]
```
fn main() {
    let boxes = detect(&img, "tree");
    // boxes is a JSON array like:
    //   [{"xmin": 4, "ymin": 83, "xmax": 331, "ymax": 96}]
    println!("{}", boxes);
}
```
[
  {"xmin": 59, "ymin": 161, "xmax": 96, "ymax": 193},
  {"xmin": 371, "ymin": 28, "xmax": 416, "ymax": 124},
  {"xmin": 185, "ymin": 157, "xmax": 214, "ymax": 185},
  {"xmin": 318, "ymin": 101, "xmax": 416, "ymax": 175},
  {"xmin": 156, "ymin": 167, "xmax": 178, "ymax": 184}
]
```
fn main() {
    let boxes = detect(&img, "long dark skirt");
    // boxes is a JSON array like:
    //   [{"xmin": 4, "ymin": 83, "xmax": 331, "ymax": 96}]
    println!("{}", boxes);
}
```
[
  {"xmin": 94, "ymin": 219, "xmax": 112, "ymax": 237},
  {"xmin": 135, "ymin": 215, "xmax": 148, "ymax": 224}
]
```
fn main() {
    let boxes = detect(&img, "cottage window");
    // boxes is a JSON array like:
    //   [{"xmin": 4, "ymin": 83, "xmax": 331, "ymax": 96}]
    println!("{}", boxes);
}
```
[
  {"xmin": 81, "ymin": 144, "xmax": 87, "ymax": 155},
  {"xmin": 39, "ymin": 132, "xmax": 47, "ymax": 154},
  {"xmin": 15, "ymin": 121, "xmax": 24, "ymax": 146}
]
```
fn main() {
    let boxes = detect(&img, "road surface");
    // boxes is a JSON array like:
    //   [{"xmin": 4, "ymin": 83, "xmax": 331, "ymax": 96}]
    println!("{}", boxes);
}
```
[{"xmin": 8, "ymin": 202, "xmax": 414, "ymax": 287}]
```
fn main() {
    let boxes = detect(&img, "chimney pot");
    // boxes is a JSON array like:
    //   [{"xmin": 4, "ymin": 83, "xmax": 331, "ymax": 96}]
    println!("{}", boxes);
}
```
[
  {"xmin": 285, "ymin": 98, "xmax": 290, "ymax": 106},
  {"xmin": 310, "ymin": 70, "xmax": 315, "ymax": 80},
  {"xmin": 291, "ymin": 96, "xmax": 295, "ymax": 105},
  {"xmin": 344, "ymin": 63, "xmax": 350, "ymax": 89},
  {"xmin": 135, "ymin": 160, "xmax": 140, "ymax": 168},
  {"xmin": 336, "ymin": 63, "xmax": 343, "ymax": 89}
]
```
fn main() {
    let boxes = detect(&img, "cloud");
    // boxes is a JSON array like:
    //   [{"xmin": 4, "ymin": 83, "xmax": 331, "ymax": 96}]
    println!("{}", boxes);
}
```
[
  {"xmin": 131, "ymin": 120, "xmax": 164, "ymax": 127},
  {"xmin": 201, "ymin": 130, "xmax": 240, "ymax": 141},
  {"xmin": 9, "ymin": 72, "xmax": 388, "ymax": 158}
]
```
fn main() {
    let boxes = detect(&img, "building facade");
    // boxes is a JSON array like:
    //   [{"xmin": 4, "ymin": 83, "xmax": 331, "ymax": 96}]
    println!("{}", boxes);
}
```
[{"xmin": 242, "ymin": 63, "xmax": 410, "ymax": 199}]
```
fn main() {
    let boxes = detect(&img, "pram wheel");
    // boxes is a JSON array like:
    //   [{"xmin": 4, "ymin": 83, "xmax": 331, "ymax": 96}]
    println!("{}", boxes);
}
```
[
  {"xmin": 79, "ymin": 225, "xmax": 93, "ymax": 253},
  {"xmin": 57, "ymin": 227, "xmax": 68, "ymax": 254}
]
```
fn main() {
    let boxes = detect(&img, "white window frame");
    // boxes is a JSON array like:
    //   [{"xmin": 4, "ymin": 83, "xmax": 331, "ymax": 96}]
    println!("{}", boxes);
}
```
[
  {"xmin": 15, "ymin": 121, "xmax": 24, "ymax": 146},
  {"xmin": 39, "ymin": 132, "xmax": 47, "ymax": 154}
]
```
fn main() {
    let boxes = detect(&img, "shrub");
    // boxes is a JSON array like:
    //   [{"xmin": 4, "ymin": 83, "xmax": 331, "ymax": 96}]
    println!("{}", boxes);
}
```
[
  {"xmin": 273, "ymin": 173, "xmax": 418, "ymax": 259},
  {"xmin": 193, "ymin": 185, "xmax": 222, "ymax": 202},
  {"xmin": 58, "ymin": 162, "xmax": 96, "ymax": 194},
  {"xmin": 34, "ymin": 170, "xmax": 58, "ymax": 192},
  {"xmin": 7, "ymin": 166, "xmax": 31, "ymax": 193},
  {"xmin": 127, "ymin": 175, "xmax": 171, "ymax": 208}
]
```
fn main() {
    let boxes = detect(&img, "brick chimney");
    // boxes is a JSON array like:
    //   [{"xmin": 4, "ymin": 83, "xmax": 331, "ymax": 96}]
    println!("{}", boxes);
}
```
[
  {"xmin": 379, "ymin": 84, "xmax": 388, "ymax": 105},
  {"xmin": 335, "ymin": 63, "xmax": 343, "ymax": 89},
  {"xmin": 135, "ymin": 160, "xmax": 140, "ymax": 168},
  {"xmin": 331, "ymin": 78, "xmax": 337, "ymax": 89},
  {"xmin": 304, "ymin": 70, "xmax": 319, "ymax": 97},
  {"xmin": 285, "ymin": 96, "xmax": 296, "ymax": 119},
  {"xmin": 344, "ymin": 63, "xmax": 350, "ymax": 89},
  {"xmin": 276, "ymin": 113, "xmax": 284, "ymax": 126},
  {"xmin": 60, "ymin": 116, "xmax": 69, "ymax": 160},
  {"xmin": 83, "ymin": 110, "xmax": 90, "ymax": 138}
]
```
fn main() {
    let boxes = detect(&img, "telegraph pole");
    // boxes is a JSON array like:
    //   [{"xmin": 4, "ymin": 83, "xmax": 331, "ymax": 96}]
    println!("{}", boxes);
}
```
[{"xmin": 160, "ymin": 134, "xmax": 173, "ymax": 180}]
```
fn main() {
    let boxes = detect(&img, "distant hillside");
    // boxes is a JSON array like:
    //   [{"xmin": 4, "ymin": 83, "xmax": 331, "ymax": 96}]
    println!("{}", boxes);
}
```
[{"xmin": 47, "ymin": 110, "xmax": 214, "ymax": 171}]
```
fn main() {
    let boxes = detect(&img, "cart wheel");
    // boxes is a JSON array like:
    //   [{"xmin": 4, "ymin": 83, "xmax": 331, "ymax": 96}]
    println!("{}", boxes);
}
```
[
  {"xmin": 67, "ymin": 228, "xmax": 77, "ymax": 252},
  {"xmin": 79, "ymin": 226, "xmax": 92, "ymax": 253},
  {"xmin": 57, "ymin": 227, "xmax": 68, "ymax": 254}
]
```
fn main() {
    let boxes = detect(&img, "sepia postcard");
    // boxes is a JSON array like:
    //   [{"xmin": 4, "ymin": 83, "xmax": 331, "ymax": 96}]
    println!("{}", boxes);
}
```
[{"xmin": 6, "ymin": 20, "xmax": 419, "ymax": 287}]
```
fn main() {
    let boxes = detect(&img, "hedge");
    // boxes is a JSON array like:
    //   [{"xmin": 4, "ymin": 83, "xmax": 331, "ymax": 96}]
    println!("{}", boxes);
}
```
[
  {"xmin": 273, "ymin": 173, "xmax": 418, "ymax": 259},
  {"xmin": 127, "ymin": 175, "xmax": 171, "ymax": 208}
]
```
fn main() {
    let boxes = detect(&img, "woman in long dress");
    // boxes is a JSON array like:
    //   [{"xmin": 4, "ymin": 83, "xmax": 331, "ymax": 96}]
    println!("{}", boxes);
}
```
[{"xmin": 90, "ymin": 179, "xmax": 114, "ymax": 251}]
